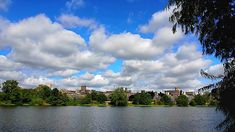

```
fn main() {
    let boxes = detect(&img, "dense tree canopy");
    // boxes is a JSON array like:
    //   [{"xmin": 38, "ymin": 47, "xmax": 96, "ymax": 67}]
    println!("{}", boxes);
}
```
[
  {"xmin": 133, "ymin": 92, "xmax": 152, "ymax": 105},
  {"xmin": 109, "ymin": 88, "xmax": 128, "ymax": 106},
  {"xmin": 176, "ymin": 95, "xmax": 189, "ymax": 106},
  {"xmin": 160, "ymin": 95, "xmax": 173, "ymax": 105}
]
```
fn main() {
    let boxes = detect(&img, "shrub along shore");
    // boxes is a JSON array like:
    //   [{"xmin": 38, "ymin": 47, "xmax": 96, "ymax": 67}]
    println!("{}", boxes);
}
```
[{"xmin": 0, "ymin": 80, "xmax": 217, "ymax": 107}]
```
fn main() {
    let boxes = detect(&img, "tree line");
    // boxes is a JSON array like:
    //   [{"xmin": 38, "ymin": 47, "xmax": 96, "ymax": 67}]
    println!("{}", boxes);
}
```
[{"xmin": 0, "ymin": 80, "xmax": 216, "ymax": 106}]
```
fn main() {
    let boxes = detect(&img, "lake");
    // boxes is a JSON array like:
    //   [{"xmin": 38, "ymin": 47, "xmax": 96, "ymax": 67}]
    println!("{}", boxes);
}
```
[{"xmin": 0, "ymin": 107, "xmax": 224, "ymax": 132}]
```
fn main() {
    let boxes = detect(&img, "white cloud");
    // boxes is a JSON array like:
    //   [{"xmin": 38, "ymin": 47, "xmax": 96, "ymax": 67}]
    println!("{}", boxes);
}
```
[
  {"xmin": 121, "ymin": 44, "xmax": 212, "ymax": 91},
  {"xmin": 90, "ymin": 27, "xmax": 182, "ymax": 60},
  {"xmin": 22, "ymin": 76, "xmax": 54, "ymax": 88},
  {"xmin": 139, "ymin": 7, "xmax": 173, "ymax": 33},
  {"xmin": 152, "ymin": 27, "xmax": 183, "ymax": 49},
  {"xmin": 0, "ymin": 55, "xmax": 21, "ymax": 70},
  {"xmin": 57, "ymin": 14, "xmax": 97, "ymax": 29},
  {"xmin": 58, "ymin": 74, "xmax": 109, "ymax": 88},
  {"xmin": 66, "ymin": 0, "xmax": 84, "ymax": 11},
  {"xmin": 1, "ymin": 14, "xmax": 115, "ymax": 70},
  {"xmin": 0, "ymin": 0, "xmax": 11, "ymax": 11},
  {"xmin": 48, "ymin": 69, "xmax": 78, "ymax": 77},
  {"xmin": 0, "ymin": 71, "xmax": 25, "ymax": 80},
  {"xmin": 206, "ymin": 64, "xmax": 224, "ymax": 76}
]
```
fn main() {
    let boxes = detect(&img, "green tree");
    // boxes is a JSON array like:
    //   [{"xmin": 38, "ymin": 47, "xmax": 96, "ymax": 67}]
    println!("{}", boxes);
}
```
[
  {"xmin": 194, "ymin": 95, "xmax": 206, "ymax": 105},
  {"xmin": 160, "ymin": 95, "xmax": 173, "ymax": 105},
  {"xmin": 96, "ymin": 93, "xmax": 107, "ymax": 104},
  {"xmin": 2, "ymin": 80, "xmax": 19, "ymax": 94},
  {"xmin": 189, "ymin": 100, "xmax": 196, "ymax": 106},
  {"xmin": 133, "ymin": 92, "xmax": 152, "ymax": 105},
  {"xmin": 91, "ymin": 90, "xmax": 98, "ymax": 100},
  {"xmin": 80, "ymin": 94, "xmax": 92, "ymax": 104},
  {"xmin": 176, "ymin": 95, "xmax": 189, "ymax": 106},
  {"xmin": 48, "ymin": 88, "xmax": 68, "ymax": 106},
  {"xmin": 37, "ymin": 85, "xmax": 51, "ymax": 101},
  {"xmin": 167, "ymin": 1, "xmax": 234, "ymax": 131},
  {"xmin": 1, "ymin": 80, "xmax": 22, "ymax": 104},
  {"xmin": 109, "ymin": 88, "xmax": 128, "ymax": 106}
]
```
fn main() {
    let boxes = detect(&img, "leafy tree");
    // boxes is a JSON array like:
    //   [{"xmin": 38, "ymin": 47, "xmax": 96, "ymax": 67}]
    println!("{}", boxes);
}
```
[
  {"xmin": 90, "ymin": 90, "xmax": 98, "ymax": 100},
  {"xmin": 147, "ymin": 91, "xmax": 155, "ymax": 99},
  {"xmin": 176, "ymin": 95, "xmax": 189, "ymax": 106},
  {"xmin": 48, "ymin": 88, "xmax": 68, "ymax": 106},
  {"xmin": 80, "ymin": 94, "xmax": 92, "ymax": 104},
  {"xmin": 1, "ymin": 80, "xmax": 22, "ymax": 104},
  {"xmin": 21, "ymin": 89, "xmax": 33, "ymax": 103},
  {"xmin": 133, "ymin": 92, "xmax": 152, "ymax": 105},
  {"xmin": 37, "ymin": 85, "xmax": 51, "ymax": 101},
  {"xmin": 167, "ymin": 0, "xmax": 234, "ymax": 131},
  {"xmin": 96, "ymin": 93, "xmax": 107, "ymax": 104},
  {"xmin": 109, "ymin": 88, "xmax": 128, "ymax": 106},
  {"xmin": 160, "ymin": 95, "xmax": 173, "ymax": 105},
  {"xmin": 194, "ymin": 95, "xmax": 206, "ymax": 105},
  {"xmin": 2, "ymin": 80, "xmax": 19, "ymax": 94},
  {"xmin": 133, "ymin": 93, "xmax": 140, "ymax": 104},
  {"xmin": 189, "ymin": 100, "xmax": 196, "ymax": 106}
]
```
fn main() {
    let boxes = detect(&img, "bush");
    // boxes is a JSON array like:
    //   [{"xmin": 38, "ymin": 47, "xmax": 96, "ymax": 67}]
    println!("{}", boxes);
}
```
[
  {"xmin": 110, "ymin": 88, "xmax": 128, "ymax": 106},
  {"xmin": 132, "ymin": 92, "xmax": 152, "ymax": 105},
  {"xmin": 96, "ymin": 93, "xmax": 107, "ymax": 104},
  {"xmin": 194, "ymin": 95, "xmax": 206, "ymax": 105},
  {"xmin": 189, "ymin": 100, "xmax": 196, "ymax": 106},
  {"xmin": 176, "ymin": 95, "xmax": 189, "ymax": 106},
  {"xmin": 160, "ymin": 95, "xmax": 173, "ymax": 105},
  {"xmin": 80, "ymin": 94, "xmax": 92, "ymax": 104}
]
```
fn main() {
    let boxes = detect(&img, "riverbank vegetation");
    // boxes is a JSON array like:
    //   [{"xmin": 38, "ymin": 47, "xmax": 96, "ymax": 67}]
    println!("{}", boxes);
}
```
[{"xmin": 0, "ymin": 80, "xmax": 217, "ymax": 107}]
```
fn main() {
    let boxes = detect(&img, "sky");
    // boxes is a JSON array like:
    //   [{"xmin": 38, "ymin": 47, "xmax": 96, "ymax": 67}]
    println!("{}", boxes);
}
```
[{"xmin": 0, "ymin": 0, "xmax": 223, "ymax": 92}]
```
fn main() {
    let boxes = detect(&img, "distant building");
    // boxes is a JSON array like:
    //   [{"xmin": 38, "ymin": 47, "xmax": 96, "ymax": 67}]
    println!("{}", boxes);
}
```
[
  {"xmin": 185, "ymin": 92, "xmax": 195, "ymax": 96},
  {"xmin": 165, "ymin": 87, "xmax": 181, "ymax": 97},
  {"xmin": 76, "ymin": 86, "xmax": 91, "ymax": 95}
]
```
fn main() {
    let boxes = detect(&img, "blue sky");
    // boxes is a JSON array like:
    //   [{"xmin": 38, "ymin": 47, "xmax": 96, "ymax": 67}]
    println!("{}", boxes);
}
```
[{"xmin": 0, "ymin": 0, "xmax": 223, "ymax": 91}]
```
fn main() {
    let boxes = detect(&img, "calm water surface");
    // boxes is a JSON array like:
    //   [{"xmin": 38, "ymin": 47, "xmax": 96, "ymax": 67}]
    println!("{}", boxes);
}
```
[{"xmin": 0, "ymin": 107, "xmax": 224, "ymax": 132}]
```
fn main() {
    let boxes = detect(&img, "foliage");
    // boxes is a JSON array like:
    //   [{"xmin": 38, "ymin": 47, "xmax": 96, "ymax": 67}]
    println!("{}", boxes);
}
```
[
  {"xmin": 147, "ymin": 91, "xmax": 155, "ymax": 99},
  {"xmin": 37, "ymin": 85, "xmax": 52, "ymax": 101},
  {"xmin": 109, "ymin": 88, "xmax": 128, "ymax": 106},
  {"xmin": 160, "ymin": 95, "xmax": 173, "ymax": 105},
  {"xmin": 133, "ymin": 92, "xmax": 152, "ymax": 105},
  {"xmin": 91, "ymin": 90, "xmax": 98, "ymax": 100},
  {"xmin": 168, "ymin": 0, "xmax": 234, "ymax": 61},
  {"xmin": 96, "ymin": 93, "xmax": 107, "ymax": 104},
  {"xmin": 176, "ymin": 95, "xmax": 189, "ymax": 106},
  {"xmin": 189, "ymin": 100, "xmax": 196, "ymax": 106},
  {"xmin": 48, "ymin": 88, "xmax": 68, "ymax": 106},
  {"xmin": 80, "ymin": 94, "xmax": 92, "ymax": 104},
  {"xmin": 194, "ymin": 95, "xmax": 206, "ymax": 105}
]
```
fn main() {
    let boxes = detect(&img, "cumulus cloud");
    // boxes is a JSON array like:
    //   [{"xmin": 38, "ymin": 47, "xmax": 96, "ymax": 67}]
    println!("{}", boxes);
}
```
[
  {"xmin": 121, "ymin": 43, "xmax": 212, "ymax": 91},
  {"xmin": 58, "ymin": 74, "xmax": 109, "ymax": 88},
  {"xmin": 22, "ymin": 76, "xmax": 54, "ymax": 88},
  {"xmin": 1, "ymin": 14, "xmax": 115, "ymax": 70},
  {"xmin": 57, "ymin": 14, "xmax": 97, "ymax": 29},
  {"xmin": 90, "ymin": 27, "xmax": 182, "ymax": 60},
  {"xmin": 0, "ymin": 55, "xmax": 21, "ymax": 70},
  {"xmin": 139, "ymin": 7, "xmax": 173, "ymax": 33}
]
